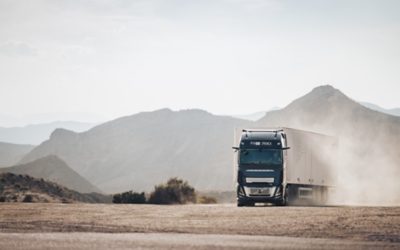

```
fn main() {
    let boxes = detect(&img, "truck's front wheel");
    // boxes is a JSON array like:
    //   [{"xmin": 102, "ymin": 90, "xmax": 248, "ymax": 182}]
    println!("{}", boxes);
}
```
[
  {"xmin": 276, "ymin": 191, "xmax": 288, "ymax": 206},
  {"xmin": 237, "ymin": 200, "xmax": 254, "ymax": 207}
]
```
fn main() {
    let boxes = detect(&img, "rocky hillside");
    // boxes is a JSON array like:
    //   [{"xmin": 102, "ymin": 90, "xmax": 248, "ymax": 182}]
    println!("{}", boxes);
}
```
[
  {"xmin": 0, "ymin": 172, "xmax": 111, "ymax": 203},
  {"xmin": 1, "ymin": 155, "xmax": 101, "ymax": 193}
]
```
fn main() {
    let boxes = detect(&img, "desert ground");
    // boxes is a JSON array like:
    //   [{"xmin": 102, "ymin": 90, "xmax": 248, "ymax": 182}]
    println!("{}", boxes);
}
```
[{"xmin": 0, "ymin": 203, "xmax": 399, "ymax": 249}]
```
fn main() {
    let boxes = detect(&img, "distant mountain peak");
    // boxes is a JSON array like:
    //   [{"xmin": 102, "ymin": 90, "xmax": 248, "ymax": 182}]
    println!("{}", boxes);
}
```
[
  {"xmin": 152, "ymin": 108, "xmax": 211, "ymax": 115},
  {"xmin": 50, "ymin": 128, "xmax": 78, "ymax": 140},
  {"xmin": 153, "ymin": 108, "xmax": 173, "ymax": 113},
  {"xmin": 178, "ymin": 108, "xmax": 213, "ymax": 116},
  {"xmin": 309, "ymin": 85, "xmax": 344, "ymax": 97},
  {"xmin": 282, "ymin": 85, "xmax": 351, "ymax": 113}
]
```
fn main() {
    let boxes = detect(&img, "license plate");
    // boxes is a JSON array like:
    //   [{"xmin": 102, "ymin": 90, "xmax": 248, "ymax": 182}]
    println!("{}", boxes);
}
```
[{"xmin": 250, "ymin": 188, "xmax": 270, "ymax": 195}]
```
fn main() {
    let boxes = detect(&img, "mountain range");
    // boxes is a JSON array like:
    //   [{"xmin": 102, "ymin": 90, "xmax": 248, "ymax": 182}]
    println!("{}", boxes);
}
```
[
  {"xmin": 21, "ymin": 109, "xmax": 250, "ymax": 192},
  {"xmin": 360, "ymin": 102, "xmax": 400, "ymax": 117},
  {"xmin": 0, "ymin": 121, "xmax": 97, "ymax": 145},
  {"xmin": 8, "ymin": 85, "xmax": 400, "ymax": 204}
]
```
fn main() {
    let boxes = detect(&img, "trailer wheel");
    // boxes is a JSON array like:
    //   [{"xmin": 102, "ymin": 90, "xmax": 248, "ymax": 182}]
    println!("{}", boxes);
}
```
[{"xmin": 321, "ymin": 187, "xmax": 328, "ymax": 205}]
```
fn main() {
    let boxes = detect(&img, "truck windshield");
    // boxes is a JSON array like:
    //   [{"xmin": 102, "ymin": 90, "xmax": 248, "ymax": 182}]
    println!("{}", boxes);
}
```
[{"xmin": 239, "ymin": 149, "xmax": 282, "ymax": 165}]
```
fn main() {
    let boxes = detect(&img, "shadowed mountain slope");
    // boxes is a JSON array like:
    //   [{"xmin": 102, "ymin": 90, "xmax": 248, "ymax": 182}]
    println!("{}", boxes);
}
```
[
  {"xmin": 1, "ymin": 155, "xmax": 101, "ymax": 193},
  {"xmin": 0, "ymin": 172, "xmax": 110, "ymax": 203},
  {"xmin": 0, "ymin": 142, "xmax": 34, "ymax": 167}
]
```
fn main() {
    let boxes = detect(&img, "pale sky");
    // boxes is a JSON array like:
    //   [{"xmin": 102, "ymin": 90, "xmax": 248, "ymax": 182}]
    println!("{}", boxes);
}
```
[{"xmin": 0, "ymin": 0, "xmax": 399, "ymax": 125}]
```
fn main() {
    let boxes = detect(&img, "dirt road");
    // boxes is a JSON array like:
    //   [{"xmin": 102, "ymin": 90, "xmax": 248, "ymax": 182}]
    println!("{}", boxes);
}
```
[
  {"xmin": 0, "ymin": 203, "xmax": 399, "ymax": 249},
  {"xmin": 1, "ymin": 232, "xmax": 400, "ymax": 250}
]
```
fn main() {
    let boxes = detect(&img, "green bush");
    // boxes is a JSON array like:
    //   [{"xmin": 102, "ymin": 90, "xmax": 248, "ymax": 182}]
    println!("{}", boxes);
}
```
[
  {"xmin": 148, "ymin": 177, "xmax": 196, "ymax": 204},
  {"xmin": 112, "ymin": 191, "xmax": 146, "ymax": 204}
]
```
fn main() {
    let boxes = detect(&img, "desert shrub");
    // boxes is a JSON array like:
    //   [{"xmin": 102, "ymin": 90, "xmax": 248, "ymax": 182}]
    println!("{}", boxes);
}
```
[
  {"xmin": 197, "ymin": 195, "xmax": 217, "ymax": 204},
  {"xmin": 112, "ymin": 191, "xmax": 146, "ymax": 204},
  {"xmin": 22, "ymin": 195, "xmax": 33, "ymax": 203},
  {"xmin": 11, "ymin": 195, "xmax": 17, "ymax": 201},
  {"xmin": 61, "ymin": 198, "xmax": 71, "ymax": 203},
  {"xmin": 148, "ymin": 177, "xmax": 196, "ymax": 204}
]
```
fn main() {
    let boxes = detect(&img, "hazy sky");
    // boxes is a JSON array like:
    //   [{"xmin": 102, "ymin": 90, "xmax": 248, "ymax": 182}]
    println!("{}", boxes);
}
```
[{"xmin": 0, "ymin": 0, "xmax": 399, "ymax": 124}]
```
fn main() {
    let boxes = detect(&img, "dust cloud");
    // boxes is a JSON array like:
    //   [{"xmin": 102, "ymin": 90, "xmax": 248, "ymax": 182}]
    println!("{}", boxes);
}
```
[
  {"xmin": 329, "ymin": 137, "xmax": 400, "ymax": 206},
  {"xmin": 258, "ymin": 107, "xmax": 400, "ymax": 206}
]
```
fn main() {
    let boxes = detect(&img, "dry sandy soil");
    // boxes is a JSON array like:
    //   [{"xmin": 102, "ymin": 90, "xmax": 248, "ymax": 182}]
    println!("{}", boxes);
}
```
[{"xmin": 0, "ymin": 203, "xmax": 399, "ymax": 249}]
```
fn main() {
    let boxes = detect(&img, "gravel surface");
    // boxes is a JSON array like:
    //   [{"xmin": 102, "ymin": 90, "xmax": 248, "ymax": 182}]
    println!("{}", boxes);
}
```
[
  {"xmin": 0, "ymin": 203, "xmax": 399, "ymax": 248},
  {"xmin": 1, "ymin": 232, "xmax": 399, "ymax": 250}
]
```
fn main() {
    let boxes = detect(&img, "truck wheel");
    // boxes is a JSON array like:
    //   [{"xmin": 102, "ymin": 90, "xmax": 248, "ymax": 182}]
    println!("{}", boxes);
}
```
[
  {"xmin": 276, "ymin": 190, "xmax": 288, "ymax": 206},
  {"xmin": 237, "ymin": 200, "xmax": 246, "ymax": 207},
  {"xmin": 237, "ymin": 200, "xmax": 254, "ymax": 207},
  {"xmin": 285, "ymin": 186, "xmax": 292, "ymax": 206},
  {"xmin": 321, "ymin": 187, "xmax": 328, "ymax": 205}
]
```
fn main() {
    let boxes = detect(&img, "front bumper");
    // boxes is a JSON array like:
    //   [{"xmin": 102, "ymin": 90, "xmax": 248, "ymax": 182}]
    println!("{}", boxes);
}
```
[{"xmin": 237, "ymin": 185, "xmax": 283, "ymax": 203}]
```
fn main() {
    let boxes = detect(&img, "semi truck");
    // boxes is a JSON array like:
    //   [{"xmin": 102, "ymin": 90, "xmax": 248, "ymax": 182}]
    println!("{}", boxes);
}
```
[{"xmin": 233, "ymin": 127, "xmax": 337, "ymax": 206}]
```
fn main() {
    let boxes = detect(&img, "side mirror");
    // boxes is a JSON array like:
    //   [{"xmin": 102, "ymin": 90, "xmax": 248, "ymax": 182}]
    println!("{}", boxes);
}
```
[
  {"xmin": 232, "ymin": 146, "xmax": 239, "ymax": 151},
  {"xmin": 282, "ymin": 147, "xmax": 290, "ymax": 150}
]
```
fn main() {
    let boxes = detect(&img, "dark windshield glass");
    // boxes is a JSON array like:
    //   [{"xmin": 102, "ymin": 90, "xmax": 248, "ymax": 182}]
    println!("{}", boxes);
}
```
[{"xmin": 239, "ymin": 149, "xmax": 282, "ymax": 165}]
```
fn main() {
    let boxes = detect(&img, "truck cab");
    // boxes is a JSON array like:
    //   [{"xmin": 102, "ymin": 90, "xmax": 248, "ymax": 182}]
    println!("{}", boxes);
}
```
[{"xmin": 234, "ymin": 129, "xmax": 289, "ymax": 206}]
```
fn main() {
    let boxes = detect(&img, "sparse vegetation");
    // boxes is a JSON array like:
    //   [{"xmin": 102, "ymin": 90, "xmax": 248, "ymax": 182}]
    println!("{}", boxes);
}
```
[
  {"xmin": 148, "ymin": 177, "xmax": 196, "ymax": 204},
  {"xmin": 22, "ymin": 194, "xmax": 33, "ymax": 202},
  {"xmin": 112, "ymin": 178, "xmax": 218, "ymax": 205},
  {"xmin": 112, "ymin": 191, "xmax": 146, "ymax": 204},
  {"xmin": 1, "ymin": 173, "xmax": 215, "ymax": 205},
  {"xmin": 197, "ymin": 195, "xmax": 217, "ymax": 204},
  {"xmin": 0, "ymin": 172, "xmax": 111, "ymax": 203}
]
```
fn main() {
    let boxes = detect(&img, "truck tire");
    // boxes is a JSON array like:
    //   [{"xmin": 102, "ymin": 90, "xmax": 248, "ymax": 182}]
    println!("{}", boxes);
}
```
[
  {"xmin": 237, "ymin": 200, "xmax": 254, "ymax": 207},
  {"xmin": 247, "ymin": 201, "xmax": 255, "ymax": 207},
  {"xmin": 276, "ymin": 190, "xmax": 287, "ymax": 206},
  {"xmin": 285, "ymin": 185, "xmax": 293, "ymax": 206}
]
